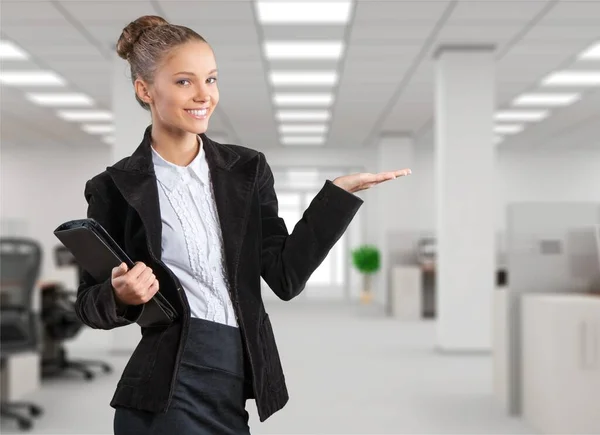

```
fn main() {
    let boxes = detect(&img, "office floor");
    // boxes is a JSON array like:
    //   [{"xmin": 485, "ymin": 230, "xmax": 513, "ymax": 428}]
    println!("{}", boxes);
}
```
[{"xmin": 1, "ymin": 301, "xmax": 534, "ymax": 434}]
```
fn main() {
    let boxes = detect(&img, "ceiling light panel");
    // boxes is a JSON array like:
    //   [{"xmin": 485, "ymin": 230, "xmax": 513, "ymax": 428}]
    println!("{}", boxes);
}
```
[
  {"xmin": 265, "ymin": 41, "xmax": 344, "ymax": 60},
  {"xmin": 542, "ymin": 71, "xmax": 600, "ymax": 86},
  {"xmin": 270, "ymin": 71, "xmax": 338, "ymax": 87},
  {"xmin": 494, "ymin": 124, "xmax": 524, "ymax": 134},
  {"xmin": 58, "ymin": 110, "xmax": 113, "ymax": 121},
  {"xmin": 0, "ymin": 40, "xmax": 29, "ymax": 60},
  {"xmin": 512, "ymin": 93, "xmax": 581, "ymax": 107},
  {"xmin": 0, "ymin": 71, "xmax": 65, "ymax": 86},
  {"xmin": 495, "ymin": 110, "xmax": 549, "ymax": 122},
  {"xmin": 277, "ymin": 110, "xmax": 330, "ymax": 121},
  {"xmin": 82, "ymin": 124, "xmax": 115, "ymax": 134},
  {"xmin": 281, "ymin": 136, "xmax": 326, "ymax": 145},
  {"xmin": 26, "ymin": 92, "xmax": 94, "ymax": 107},
  {"xmin": 279, "ymin": 124, "xmax": 329, "ymax": 134},
  {"xmin": 274, "ymin": 93, "xmax": 333, "ymax": 107},
  {"xmin": 579, "ymin": 42, "xmax": 600, "ymax": 60}
]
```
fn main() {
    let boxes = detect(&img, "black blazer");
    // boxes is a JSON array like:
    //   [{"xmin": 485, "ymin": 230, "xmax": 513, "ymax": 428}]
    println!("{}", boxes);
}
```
[{"xmin": 75, "ymin": 126, "xmax": 363, "ymax": 421}]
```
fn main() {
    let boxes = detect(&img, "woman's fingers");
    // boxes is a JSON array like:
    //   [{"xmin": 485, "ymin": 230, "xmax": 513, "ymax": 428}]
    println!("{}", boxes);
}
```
[{"xmin": 395, "ymin": 168, "xmax": 412, "ymax": 177}]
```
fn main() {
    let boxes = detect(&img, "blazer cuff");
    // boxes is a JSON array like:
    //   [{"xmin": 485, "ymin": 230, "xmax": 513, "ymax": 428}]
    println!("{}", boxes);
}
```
[
  {"xmin": 315, "ymin": 180, "xmax": 364, "ymax": 214},
  {"xmin": 104, "ymin": 280, "xmax": 144, "ymax": 324},
  {"xmin": 116, "ymin": 303, "xmax": 144, "ymax": 324}
]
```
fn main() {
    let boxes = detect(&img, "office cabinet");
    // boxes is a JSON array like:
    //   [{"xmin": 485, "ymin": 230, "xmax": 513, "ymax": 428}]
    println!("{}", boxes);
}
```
[
  {"xmin": 521, "ymin": 294, "xmax": 600, "ymax": 434},
  {"xmin": 390, "ymin": 266, "xmax": 422, "ymax": 320}
]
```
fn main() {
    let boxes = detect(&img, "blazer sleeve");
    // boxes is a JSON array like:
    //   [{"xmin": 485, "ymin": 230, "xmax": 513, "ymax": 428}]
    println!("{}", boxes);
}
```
[
  {"xmin": 258, "ymin": 152, "xmax": 363, "ymax": 301},
  {"xmin": 74, "ymin": 177, "xmax": 144, "ymax": 330}
]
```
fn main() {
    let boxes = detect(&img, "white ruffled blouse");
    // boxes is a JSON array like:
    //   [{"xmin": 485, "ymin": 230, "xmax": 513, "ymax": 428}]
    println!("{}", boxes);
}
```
[{"xmin": 150, "ymin": 137, "xmax": 238, "ymax": 327}]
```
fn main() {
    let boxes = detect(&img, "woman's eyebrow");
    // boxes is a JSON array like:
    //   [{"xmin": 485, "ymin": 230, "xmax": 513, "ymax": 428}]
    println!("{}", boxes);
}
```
[{"xmin": 173, "ymin": 69, "xmax": 218, "ymax": 76}]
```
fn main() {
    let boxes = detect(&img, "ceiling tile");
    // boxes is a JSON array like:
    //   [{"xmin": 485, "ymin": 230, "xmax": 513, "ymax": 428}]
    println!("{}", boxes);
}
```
[
  {"xmin": 543, "ymin": 1, "xmax": 600, "ymax": 23},
  {"xmin": 58, "ymin": 1, "xmax": 156, "ymax": 21},
  {"xmin": 2, "ymin": 24, "xmax": 91, "ymax": 45},
  {"xmin": 20, "ymin": 44, "xmax": 107, "ymax": 60},
  {"xmin": 505, "ymin": 41, "xmax": 596, "ymax": 55},
  {"xmin": 523, "ymin": 24, "xmax": 600, "ymax": 41},
  {"xmin": 382, "ymin": 101, "xmax": 432, "ymax": 132},
  {"xmin": 158, "ymin": 0, "xmax": 255, "ymax": 22},
  {"xmin": 354, "ymin": 1, "xmax": 451, "ymax": 23},
  {"xmin": 342, "ymin": 61, "xmax": 413, "ymax": 84},
  {"xmin": 350, "ymin": 23, "xmax": 436, "ymax": 41},
  {"xmin": 0, "ymin": 1, "xmax": 66, "ymax": 22},
  {"xmin": 448, "ymin": 1, "xmax": 549, "ymax": 22},
  {"xmin": 345, "ymin": 43, "xmax": 422, "ymax": 60},
  {"xmin": 436, "ymin": 24, "xmax": 524, "ymax": 45}
]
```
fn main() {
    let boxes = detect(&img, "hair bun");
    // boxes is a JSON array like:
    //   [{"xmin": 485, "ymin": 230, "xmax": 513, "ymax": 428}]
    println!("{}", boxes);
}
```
[{"xmin": 116, "ymin": 15, "xmax": 169, "ymax": 60}]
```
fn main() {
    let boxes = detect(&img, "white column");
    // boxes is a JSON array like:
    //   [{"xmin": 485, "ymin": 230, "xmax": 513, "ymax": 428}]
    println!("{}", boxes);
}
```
[
  {"xmin": 373, "ymin": 135, "xmax": 415, "ymax": 313},
  {"xmin": 434, "ymin": 46, "xmax": 495, "ymax": 351},
  {"xmin": 112, "ymin": 53, "xmax": 152, "ymax": 162},
  {"xmin": 110, "ymin": 54, "xmax": 151, "ymax": 353}
]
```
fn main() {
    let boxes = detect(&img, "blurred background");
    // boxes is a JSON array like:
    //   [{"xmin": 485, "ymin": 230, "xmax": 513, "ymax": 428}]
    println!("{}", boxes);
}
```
[{"xmin": 1, "ymin": 0, "xmax": 599, "ymax": 433}]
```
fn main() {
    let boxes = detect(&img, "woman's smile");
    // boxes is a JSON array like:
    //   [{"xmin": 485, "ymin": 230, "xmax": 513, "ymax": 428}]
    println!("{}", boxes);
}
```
[{"xmin": 185, "ymin": 108, "xmax": 209, "ymax": 120}]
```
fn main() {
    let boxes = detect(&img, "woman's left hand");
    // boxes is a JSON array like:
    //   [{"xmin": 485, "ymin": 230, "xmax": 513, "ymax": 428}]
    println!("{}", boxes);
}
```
[{"xmin": 332, "ymin": 168, "xmax": 412, "ymax": 194}]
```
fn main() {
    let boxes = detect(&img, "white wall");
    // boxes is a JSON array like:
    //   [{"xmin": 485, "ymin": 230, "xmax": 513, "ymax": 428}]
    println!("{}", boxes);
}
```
[
  {"xmin": 406, "ymin": 145, "xmax": 600, "ymax": 236},
  {"xmin": 495, "ymin": 148, "xmax": 600, "ymax": 232},
  {"xmin": 1, "ymin": 142, "xmax": 113, "ymax": 282},
  {"xmin": 1, "ymin": 142, "xmax": 114, "ymax": 353}
]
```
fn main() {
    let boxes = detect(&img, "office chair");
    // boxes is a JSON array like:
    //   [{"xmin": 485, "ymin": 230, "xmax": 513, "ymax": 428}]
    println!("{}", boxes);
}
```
[
  {"xmin": 0, "ymin": 238, "xmax": 44, "ymax": 431},
  {"xmin": 40, "ymin": 245, "xmax": 112, "ymax": 381}
]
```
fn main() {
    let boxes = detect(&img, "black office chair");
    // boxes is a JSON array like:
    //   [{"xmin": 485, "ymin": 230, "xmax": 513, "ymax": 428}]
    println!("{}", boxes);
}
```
[
  {"xmin": 0, "ymin": 238, "xmax": 44, "ymax": 431},
  {"xmin": 40, "ymin": 245, "xmax": 112, "ymax": 381}
]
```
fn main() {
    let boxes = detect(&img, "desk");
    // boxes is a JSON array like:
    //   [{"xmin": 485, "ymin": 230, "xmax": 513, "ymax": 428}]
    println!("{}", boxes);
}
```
[
  {"xmin": 390, "ymin": 265, "xmax": 436, "ymax": 320},
  {"xmin": 0, "ymin": 352, "xmax": 40, "ymax": 402}
]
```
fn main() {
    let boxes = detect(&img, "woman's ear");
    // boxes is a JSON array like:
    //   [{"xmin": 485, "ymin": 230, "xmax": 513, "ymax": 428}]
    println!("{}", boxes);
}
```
[{"xmin": 134, "ymin": 79, "xmax": 153, "ymax": 105}]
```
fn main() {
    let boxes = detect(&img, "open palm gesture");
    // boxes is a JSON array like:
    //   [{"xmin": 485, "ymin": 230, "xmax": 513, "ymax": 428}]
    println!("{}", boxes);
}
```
[{"xmin": 332, "ymin": 169, "xmax": 411, "ymax": 194}]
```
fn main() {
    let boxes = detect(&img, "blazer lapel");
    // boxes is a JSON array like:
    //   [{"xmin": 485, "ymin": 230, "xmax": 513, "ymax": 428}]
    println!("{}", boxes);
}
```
[
  {"xmin": 203, "ymin": 135, "xmax": 259, "ymax": 299},
  {"xmin": 105, "ymin": 126, "xmax": 162, "ymax": 258},
  {"xmin": 106, "ymin": 169, "xmax": 163, "ymax": 258}
]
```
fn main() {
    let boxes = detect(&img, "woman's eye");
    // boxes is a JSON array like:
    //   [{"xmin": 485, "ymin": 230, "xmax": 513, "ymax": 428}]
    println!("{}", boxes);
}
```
[
  {"xmin": 177, "ymin": 79, "xmax": 191, "ymax": 86},
  {"xmin": 207, "ymin": 77, "xmax": 217, "ymax": 84}
]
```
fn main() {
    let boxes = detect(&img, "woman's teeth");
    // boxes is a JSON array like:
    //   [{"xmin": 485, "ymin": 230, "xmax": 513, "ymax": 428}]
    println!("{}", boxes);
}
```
[{"xmin": 186, "ymin": 109, "xmax": 207, "ymax": 118}]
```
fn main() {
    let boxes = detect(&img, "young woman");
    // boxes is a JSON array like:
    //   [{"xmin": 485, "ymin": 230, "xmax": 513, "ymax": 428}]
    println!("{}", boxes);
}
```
[{"xmin": 75, "ymin": 15, "xmax": 411, "ymax": 435}]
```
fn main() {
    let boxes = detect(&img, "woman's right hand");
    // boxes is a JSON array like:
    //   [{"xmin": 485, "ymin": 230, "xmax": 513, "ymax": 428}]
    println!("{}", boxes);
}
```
[{"xmin": 111, "ymin": 262, "xmax": 159, "ymax": 306}]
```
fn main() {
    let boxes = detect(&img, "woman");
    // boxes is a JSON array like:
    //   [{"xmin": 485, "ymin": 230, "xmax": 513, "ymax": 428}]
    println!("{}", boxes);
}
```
[{"xmin": 75, "ymin": 15, "xmax": 411, "ymax": 435}]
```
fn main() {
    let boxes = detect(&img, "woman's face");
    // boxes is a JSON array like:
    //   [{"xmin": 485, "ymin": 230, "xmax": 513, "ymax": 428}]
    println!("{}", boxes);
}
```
[{"xmin": 138, "ymin": 40, "xmax": 219, "ymax": 135}]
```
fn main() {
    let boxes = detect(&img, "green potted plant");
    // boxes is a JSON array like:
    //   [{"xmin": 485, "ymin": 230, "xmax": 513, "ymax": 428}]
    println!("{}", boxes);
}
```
[{"xmin": 351, "ymin": 245, "xmax": 380, "ymax": 304}]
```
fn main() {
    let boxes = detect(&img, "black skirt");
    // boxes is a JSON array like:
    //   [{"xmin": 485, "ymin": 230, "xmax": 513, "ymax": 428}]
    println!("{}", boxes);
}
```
[{"xmin": 113, "ymin": 317, "xmax": 252, "ymax": 435}]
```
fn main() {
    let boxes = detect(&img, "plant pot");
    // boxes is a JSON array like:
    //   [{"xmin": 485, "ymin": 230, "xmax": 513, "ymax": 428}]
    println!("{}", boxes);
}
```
[
  {"xmin": 360, "ymin": 291, "xmax": 373, "ymax": 304},
  {"xmin": 360, "ymin": 274, "xmax": 373, "ymax": 304}
]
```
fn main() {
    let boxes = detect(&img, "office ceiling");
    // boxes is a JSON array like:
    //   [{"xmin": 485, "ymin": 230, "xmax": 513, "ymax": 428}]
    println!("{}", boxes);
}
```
[{"xmin": 1, "ymin": 0, "xmax": 599, "ymax": 151}]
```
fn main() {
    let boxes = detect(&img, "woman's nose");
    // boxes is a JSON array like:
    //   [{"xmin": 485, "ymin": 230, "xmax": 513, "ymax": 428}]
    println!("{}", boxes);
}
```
[{"xmin": 194, "ymin": 87, "xmax": 210, "ymax": 103}]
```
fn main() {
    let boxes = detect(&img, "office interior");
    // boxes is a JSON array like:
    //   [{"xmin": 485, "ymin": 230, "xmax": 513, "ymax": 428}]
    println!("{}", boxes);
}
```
[{"xmin": 1, "ymin": 0, "xmax": 599, "ymax": 433}]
